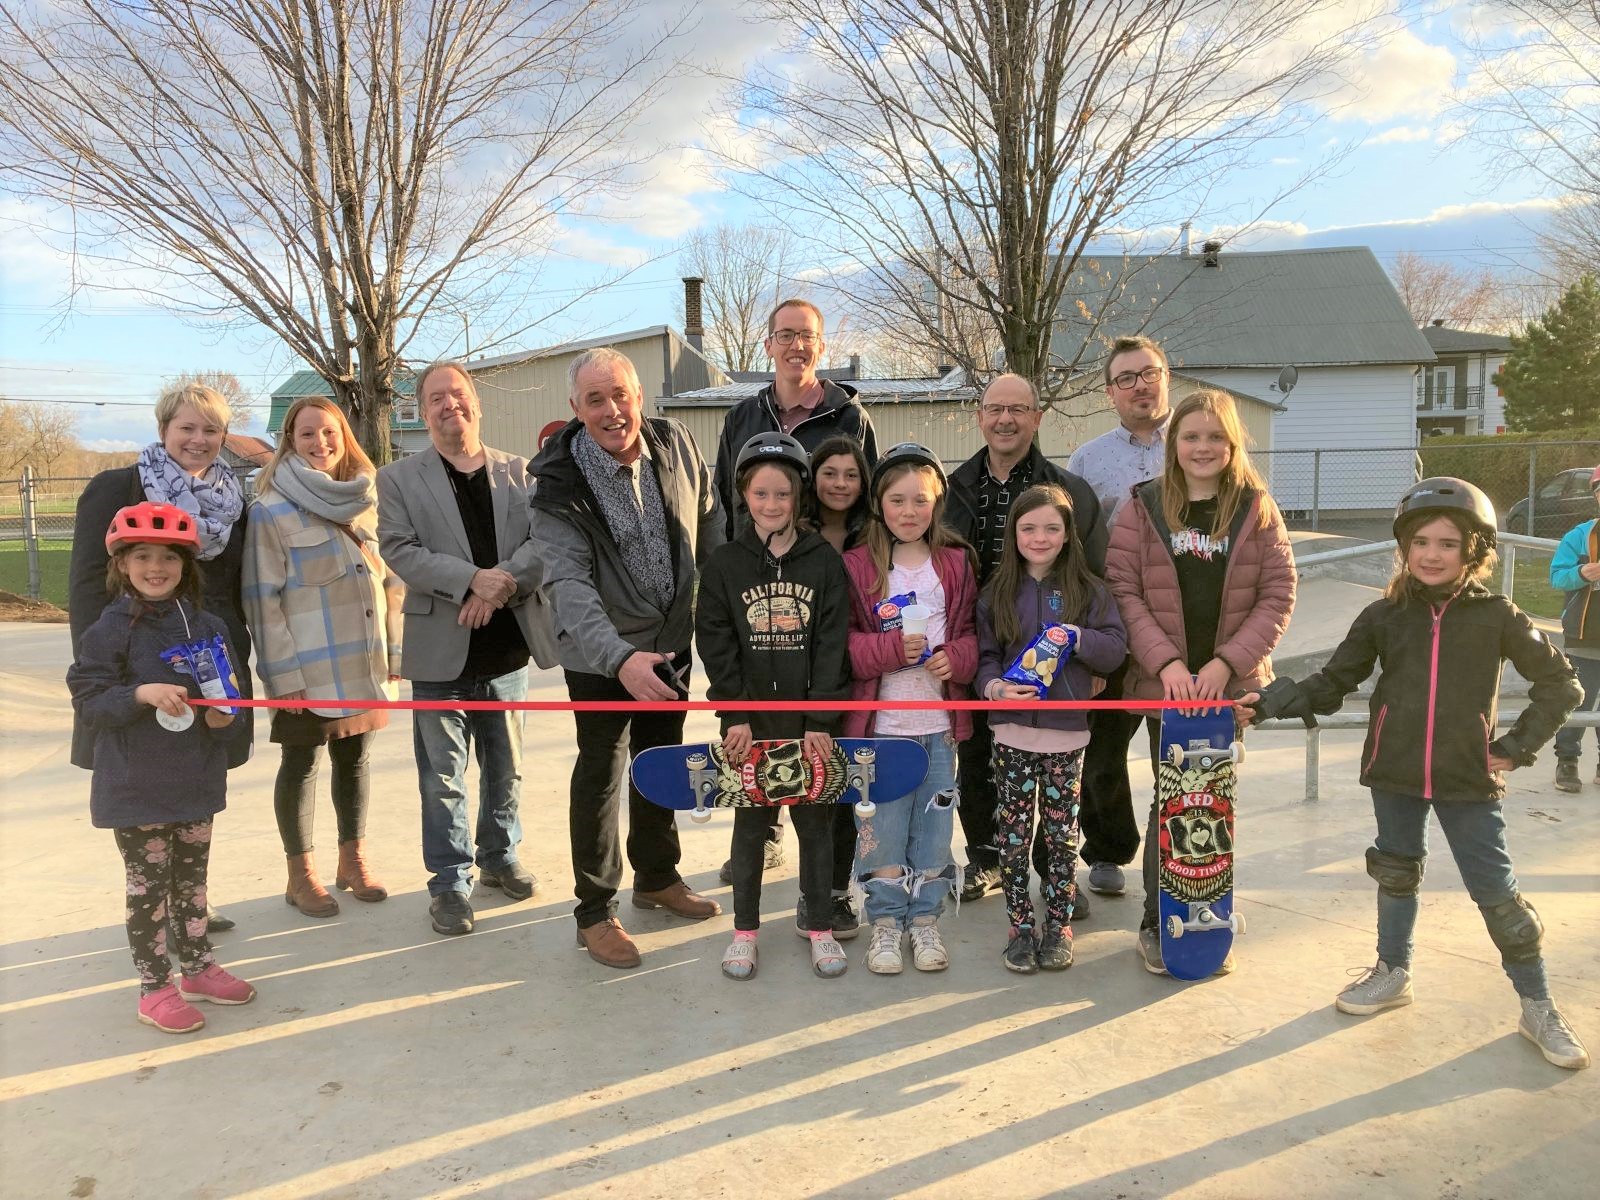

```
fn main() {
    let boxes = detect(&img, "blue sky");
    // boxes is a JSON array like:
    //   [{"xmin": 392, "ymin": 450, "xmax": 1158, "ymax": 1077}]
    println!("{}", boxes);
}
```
[{"xmin": 0, "ymin": 1, "xmax": 1568, "ymax": 449}]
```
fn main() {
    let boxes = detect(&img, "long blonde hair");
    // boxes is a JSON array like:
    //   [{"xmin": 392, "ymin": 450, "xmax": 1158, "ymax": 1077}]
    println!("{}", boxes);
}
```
[
  {"xmin": 862, "ymin": 463, "xmax": 973, "ymax": 598},
  {"xmin": 1160, "ymin": 389, "xmax": 1273, "ymax": 536},
  {"xmin": 257, "ymin": 396, "xmax": 375, "ymax": 495}
]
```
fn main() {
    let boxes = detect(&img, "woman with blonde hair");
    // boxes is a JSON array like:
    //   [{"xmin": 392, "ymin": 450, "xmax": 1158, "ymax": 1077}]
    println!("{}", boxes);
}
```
[
  {"xmin": 68, "ymin": 382, "xmax": 253, "ymax": 932},
  {"xmin": 1104, "ymin": 388, "xmax": 1296, "ymax": 977},
  {"xmin": 244, "ymin": 396, "xmax": 402, "ymax": 917}
]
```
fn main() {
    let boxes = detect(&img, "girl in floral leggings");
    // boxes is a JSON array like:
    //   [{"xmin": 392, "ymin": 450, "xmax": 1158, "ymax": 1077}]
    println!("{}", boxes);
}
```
[{"xmin": 67, "ymin": 502, "xmax": 257, "ymax": 1033}]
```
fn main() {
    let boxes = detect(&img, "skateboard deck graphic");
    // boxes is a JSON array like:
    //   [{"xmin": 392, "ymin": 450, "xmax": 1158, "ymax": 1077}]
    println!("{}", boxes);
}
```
[
  {"xmin": 631, "ymin": 737, "xmax": 928, "ymax": 823},
  {"xmin": 1156, "ymin": 707, "xmax": 1245, "ymax": 981}
]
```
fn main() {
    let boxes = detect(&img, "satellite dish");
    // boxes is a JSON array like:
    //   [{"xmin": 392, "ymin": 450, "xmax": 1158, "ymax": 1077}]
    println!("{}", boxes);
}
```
[{"xmin": 1276, "ymin": 365, "xmax": 1299, "ymax": 396}]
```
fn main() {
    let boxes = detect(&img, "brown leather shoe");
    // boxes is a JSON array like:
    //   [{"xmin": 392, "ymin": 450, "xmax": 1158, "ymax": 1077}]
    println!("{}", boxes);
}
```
[
  {"xmin": 285, "ymin": 853, "xmax": 339, "ymax": 918},
  {"xmin": 575, "ymin": 918, "xmax": 641, "ymax": 969},
  {"xmin": 631, "ymin": 881, "xmax": 722, "ymax": 920}
]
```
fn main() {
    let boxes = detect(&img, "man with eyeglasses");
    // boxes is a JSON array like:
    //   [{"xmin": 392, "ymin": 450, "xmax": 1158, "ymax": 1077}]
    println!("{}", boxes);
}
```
[
  {"xmin": 945, "ymin": 372, "xmax": 1108, "ymax": 904},
  {"xmin": 1064, "ymin": 334, "xmax": 1174, "ymax": 900},
  {"xmin": 712, "ymin": 298, "xmax": 878, "ymax": 541}
]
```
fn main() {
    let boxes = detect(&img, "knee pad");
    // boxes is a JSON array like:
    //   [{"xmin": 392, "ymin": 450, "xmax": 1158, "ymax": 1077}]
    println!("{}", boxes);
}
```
[
  {"xmin": 1482, "ymin": 895, "xmax": 1544, "ymax": 964},
  {"xmin": 1365, "ymin": 847, "xmax": 1425, "ymax": 897}
]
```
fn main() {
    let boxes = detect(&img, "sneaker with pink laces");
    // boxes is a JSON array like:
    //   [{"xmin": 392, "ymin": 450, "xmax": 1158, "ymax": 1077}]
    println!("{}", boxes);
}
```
[
  {"xmin": 137, "ymin": 984, "xmax": 206, "ymax": 1034},
  {"xmin": 179, "ymin": 964, "xmax": 257, "ymax": 1005}
]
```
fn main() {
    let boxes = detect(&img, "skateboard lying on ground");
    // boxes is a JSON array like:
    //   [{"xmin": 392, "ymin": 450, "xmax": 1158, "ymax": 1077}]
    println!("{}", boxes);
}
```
[
  {"xmin": 1156, "ymin": 705, "xmax": 1245, "ymax": 981},
  {"xmin": 631, "ymin": 737, "xmax": 929, "ymax": 824}
]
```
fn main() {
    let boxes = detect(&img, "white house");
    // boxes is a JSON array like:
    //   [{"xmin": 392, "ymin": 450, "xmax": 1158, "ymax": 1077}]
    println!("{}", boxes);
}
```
[{"xmin": 1419, "ymin": 322, "xmax": 1512, "ymax": 436}]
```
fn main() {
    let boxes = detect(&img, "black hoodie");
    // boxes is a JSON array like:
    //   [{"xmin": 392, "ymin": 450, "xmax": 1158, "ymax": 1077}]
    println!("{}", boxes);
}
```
[{"xmin": 695, "ymin": 524, "xmax": 852, "ymax": 740}]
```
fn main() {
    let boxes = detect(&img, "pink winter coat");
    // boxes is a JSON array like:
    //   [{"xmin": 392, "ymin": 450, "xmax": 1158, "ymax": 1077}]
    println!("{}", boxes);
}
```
[
  {"xmin": 1105, "ymin": 482, "xmax": 1296, "ymax": 701},
  {"xmin": 841, "ymin": 543, "xmax": 979, "ymax": 740}
]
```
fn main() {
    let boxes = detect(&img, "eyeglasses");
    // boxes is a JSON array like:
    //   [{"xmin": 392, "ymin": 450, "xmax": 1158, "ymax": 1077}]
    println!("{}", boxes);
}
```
[
  {"xmin": 979, "ymin": 404, "xmax": 1035, "ymax": 419},
  {"xmin": 769, "ymin": 329, "xmax": 821, "ymax": 346},
  {"xmin": 1111, "ymin": 366, "xmax": 1165, "ymax": 390}
]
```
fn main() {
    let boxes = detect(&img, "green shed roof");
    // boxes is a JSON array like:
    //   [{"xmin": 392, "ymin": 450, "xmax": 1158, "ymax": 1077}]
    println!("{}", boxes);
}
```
[{"xmin": 266, "ymin": 370, "xmax": 419, "ymax": 433}]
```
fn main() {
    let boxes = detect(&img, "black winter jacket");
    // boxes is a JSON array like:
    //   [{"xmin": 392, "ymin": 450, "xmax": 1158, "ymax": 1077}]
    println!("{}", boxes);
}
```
[
  {"xmin": 67, "ymin": 595, "xmax": 246, "ymax": 828},
  {"xmin": 1295, "ymin": 581, "xmax": 1580, "ymax": 801},
  {"xmin": 945, "ymin": 444, "xmax": 1108, "ymax": 577},
  {"xmin": 713, "ymin": 381, "xmax": 878, "ymax": 540},
  {"xmin": 694, "ymin": 526, "xmax": 852, "ymax": 740}
]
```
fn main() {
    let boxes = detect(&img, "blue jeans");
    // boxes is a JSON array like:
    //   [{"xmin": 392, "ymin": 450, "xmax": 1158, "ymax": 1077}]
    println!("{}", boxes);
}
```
[
  {"xmin": 1553, "ymin": 654, "xmax": 1600, "ymax": 762},
  {"xmin": 855, "ymin": 732, "xmax": 958, "ymax": 926},
  {"xmin": 412, "ymin": 667, "xmax": 527, "ymax": 897},
  {"xmin": 1371, "ymin": 789, "xmax": 1548, "ymax": 999}
]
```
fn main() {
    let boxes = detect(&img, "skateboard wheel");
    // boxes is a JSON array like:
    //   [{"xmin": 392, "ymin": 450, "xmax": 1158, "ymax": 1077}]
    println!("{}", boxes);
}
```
[
  {"xmin": 1165, "ymin": 915, "xmax": 1184, "ymax": 939},
  {"xmin": 689, "ymin": 808, "xmax": 713, "ymax": 824},
  {"xmin": 854, "ymin": 799, "xmax": 876, "ymax": 818},
  {"xmin": 687, "ymin": 752, "xmax": 708, "ymax": 769},
  {"xmin": 1230, "ymin": 911, "xmax": 1246, "ymax": 935},
  {"xmin": 1167, "ymin": 744, "xmax": 1186, "ymax": 767},
  {"xmin": 1229, "ymin": 740, "xmax": 1246, "ymax": 765}
]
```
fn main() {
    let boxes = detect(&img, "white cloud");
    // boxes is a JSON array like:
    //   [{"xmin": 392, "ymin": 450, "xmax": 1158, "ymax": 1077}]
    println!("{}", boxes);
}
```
[
  {"xmin": 1370, "ymin": 124, "xmax": 1434, "ymax": 144},
  {"xmin": 1270, "ymin": 156, "xmax": 1303, "ymax": 165},
  {"xmin": 82, "ymin": 438, "xmax": 141, "ymax": 453},
  {"xmin": 1332, "ymin": 28, "xmax": 1457, "ymax": 121}
]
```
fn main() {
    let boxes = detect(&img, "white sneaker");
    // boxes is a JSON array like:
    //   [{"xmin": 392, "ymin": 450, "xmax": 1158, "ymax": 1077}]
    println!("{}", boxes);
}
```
[
  {"xmin": 909, "ymin": 920, "xmax": 949, "ymax": 972},
  {"xmin": 1335, "ymin": 961, "xmax": 1413, "ymax": 1015},
  {"xmin": 1520, "ymin": 997, "xmax": 1591, "ymax": 1069},
  {"xmin": 865, "ymin": 921, "xmax": 903, "ymax": 975}
]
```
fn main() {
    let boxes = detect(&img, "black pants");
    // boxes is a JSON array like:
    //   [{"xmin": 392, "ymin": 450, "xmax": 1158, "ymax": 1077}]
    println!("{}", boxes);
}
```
[
  {"xmin": 742, "ymin": 778, "xmax": 856, "ymax": 890},
  {"xmin": 566, "ymin": 656, "xmax": 688, "ymax": 928},
  {"xmin": 1078, "ymin": 664, "xmax": 1144, "ymax": 866},
  {"xmin": 957, "ymin": 713, "xmax": 1048, "ymax": 876},
  {"xmin": 1138, "ymin": 716, "xmax": 1167, "ymax": 930},
  {"xmin": 273, "ymin": 731, "xmax": 375, "ymax": 856},
  {"xmin": 732, "ymin": 804, "xmax": 833, "ymax": 931}
]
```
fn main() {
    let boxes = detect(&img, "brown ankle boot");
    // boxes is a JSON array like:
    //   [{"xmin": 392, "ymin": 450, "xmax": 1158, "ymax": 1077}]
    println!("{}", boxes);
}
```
[
  {"xmin": 335, "ymin": 840, "xmax": 388, "ymax": 902},
  {"xmin": 285, "ymin": 852, "xmax": 339, "ymax": 917}
]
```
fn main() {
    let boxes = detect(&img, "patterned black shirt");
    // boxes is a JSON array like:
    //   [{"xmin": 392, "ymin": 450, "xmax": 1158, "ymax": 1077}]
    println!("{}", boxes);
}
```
[{"xmin": 972, "ymin": 454, "xmax": 1036, "ymax": 584}]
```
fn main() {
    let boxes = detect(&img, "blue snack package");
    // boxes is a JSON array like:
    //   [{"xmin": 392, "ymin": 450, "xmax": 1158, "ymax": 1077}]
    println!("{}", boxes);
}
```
[
  {"xmin": 875, "ymin": 592, "xmax": 931, "ymax": 666},
  {"xmin": 160, "ymin": 634, "xmax": 243, "ymax": 715},
  {"xmin": 1002, "ymin": 624, "xmax": 1078, "ymax": 698}
]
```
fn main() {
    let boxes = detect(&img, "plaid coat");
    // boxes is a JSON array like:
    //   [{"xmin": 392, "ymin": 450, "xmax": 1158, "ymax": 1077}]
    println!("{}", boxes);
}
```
[{"xmin": 242, "ymin": 490, "xmax": 404, "ymax": 716}]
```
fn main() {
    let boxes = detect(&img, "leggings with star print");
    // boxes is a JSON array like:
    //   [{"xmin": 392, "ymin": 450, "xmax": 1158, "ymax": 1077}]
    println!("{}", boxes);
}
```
[
  {"xmin": 992, "ymin": 742, "xmax": 1085, "ymax": 933},
  {"xmin": 113, "ymin": 821, "xmax": 216, "ymax": 994}
]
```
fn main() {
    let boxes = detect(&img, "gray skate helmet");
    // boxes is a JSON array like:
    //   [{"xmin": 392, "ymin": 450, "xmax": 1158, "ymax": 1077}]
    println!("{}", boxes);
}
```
[
  {"xmin": 734, "ymin": 432, "xmax": 811, "ymax": 487},
  {"xmin": 1394, "ymin": 476, "xmax": 1497, "ymax": 547},
  {"xmin": 871, "ymin": 441, "xmax": 947, "ymax": 492}
]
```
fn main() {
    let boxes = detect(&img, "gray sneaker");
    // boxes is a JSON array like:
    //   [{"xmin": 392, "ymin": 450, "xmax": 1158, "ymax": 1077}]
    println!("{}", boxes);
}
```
[
  {"xmin": 1137, "ymin": 927, "xmax": 1167, "ymax": 976},
  {"xmin": 1087, "ymin": 862, "xmax": 1126, "ymax": 895},
  {"xmin": 1335, "ymin": 961, "xmax": 1414, "ymax": 1015},
  {"xmin": 1519, "ymin": 997, "xmax": 1591, "ymax": 1069},
  {"xmin": 865, "ymin": 920, "xmax": 904, "ymax": 975}
]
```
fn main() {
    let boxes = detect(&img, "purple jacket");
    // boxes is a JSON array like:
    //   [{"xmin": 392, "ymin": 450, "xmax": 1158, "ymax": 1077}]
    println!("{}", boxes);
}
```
[{"xmin": 976, "ymin": 578, "xmax": 1127, "ymax": 732}]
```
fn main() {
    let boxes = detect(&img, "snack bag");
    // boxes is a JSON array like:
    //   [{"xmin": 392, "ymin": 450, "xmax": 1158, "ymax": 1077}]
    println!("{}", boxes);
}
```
[
  {"xmin": 875, "ymin": 592, "xmax": 931, "ymax": 666},
  {"xmin": 161, "ymin": 634, "xmax": 242, "ymax": 715},
  {"xmin": 1002, "ymin": 624, "xmax": 1077, "ymax": 698}
]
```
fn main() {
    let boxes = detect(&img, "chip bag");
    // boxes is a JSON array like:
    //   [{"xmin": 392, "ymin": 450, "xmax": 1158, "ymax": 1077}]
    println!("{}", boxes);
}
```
[
  {"xmin": 160, "ymin": 634, "xmax": 242, "ymax": 716},
  {"xmin": 1002, "ymin": 624, "xmax": 1078, "ymax": 698},
  {"xmin": 875, "ymin": 592, "xmax": 931, "ymax": 666}
]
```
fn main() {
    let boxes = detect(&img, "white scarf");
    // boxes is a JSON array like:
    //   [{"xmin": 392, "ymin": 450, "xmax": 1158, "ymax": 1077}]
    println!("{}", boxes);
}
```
[
  {"xmin": 137, "ymin": 443, "xmax": 244, "ymax": 561},
  {"xmin": 269, "ymin": 453, "xmax": 378, "ymax": 541}
]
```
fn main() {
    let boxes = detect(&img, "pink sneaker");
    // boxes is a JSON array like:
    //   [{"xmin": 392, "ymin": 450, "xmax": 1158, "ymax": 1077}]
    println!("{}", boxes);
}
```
[
  {"xmin": 179, "ymin": 964, "xmax": 256, "ymax": 1005},
  {"xmin": 137, "ymin": 984, "xmax": 206, "ymax": 1034}
]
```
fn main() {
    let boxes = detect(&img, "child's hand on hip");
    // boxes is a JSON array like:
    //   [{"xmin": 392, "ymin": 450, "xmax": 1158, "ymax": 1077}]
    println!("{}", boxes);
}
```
[{"xmin": 135, "ymin": 683, "xmax": 190, "ymax": 717}]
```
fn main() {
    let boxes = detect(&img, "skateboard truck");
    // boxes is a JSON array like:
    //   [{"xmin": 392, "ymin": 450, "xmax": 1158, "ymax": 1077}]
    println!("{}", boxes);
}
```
[
  {"xmin": 1166, "ymin": 740, "xmax": 1245, "ymax": 769},
  {"xmin": 685, "ymin": 752, "xmax": 717, "ymax": 823},
  {"xmin": 1164, "ymin": 904, "xmax": 1247, "ymax": 940},
  {"xmin": 845, "ymin": 745, "xmax": 877, "ymax": 817}
]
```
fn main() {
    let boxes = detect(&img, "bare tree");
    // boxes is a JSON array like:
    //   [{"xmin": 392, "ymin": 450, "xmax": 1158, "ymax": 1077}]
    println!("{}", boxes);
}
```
[
  {"xmin": 0, "ymin": 1, "xmax": 680, "ymax": 460},
  {"xmin": 728, "ymin": 1, "xmax": 1383, "ymax": 393},
  {"xmin": 1461, "ymin": 2, "xmax": 1600, "ymax": 281},
  {"xmin": 0, "ymin": 400, "xmax": 79, "ymax": 478},
  {"xmin": 1388, "ymin": 251, "xmax": 1503, "ymax": 330},
  {"xmin": 165, "ymin": 371, "xmax": 259, "ymax": 431},
  {"xmin": 677, "ymin": 224, "xmax": 801, "ymax": 373}
]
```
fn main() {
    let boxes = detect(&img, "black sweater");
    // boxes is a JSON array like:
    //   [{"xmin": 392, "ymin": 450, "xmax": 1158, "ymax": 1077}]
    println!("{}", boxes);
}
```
[
  {"xmin": 1296, "ymin": 581, "xmax": 1580, "ymax": 801},
  {"xmin": 695, "ymin": 526, "xmax": 852, "ymax": 740}
]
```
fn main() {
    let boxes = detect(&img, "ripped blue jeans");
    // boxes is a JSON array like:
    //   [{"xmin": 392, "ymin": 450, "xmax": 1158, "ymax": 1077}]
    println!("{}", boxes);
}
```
[{"xmin": 854, "ymin": 731, "xmax": 958, "ymax": 927}]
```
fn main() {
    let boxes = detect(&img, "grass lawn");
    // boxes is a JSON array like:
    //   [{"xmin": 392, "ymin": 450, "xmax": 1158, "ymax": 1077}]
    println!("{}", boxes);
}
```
[
  {"xmin": 1511, "ymin": 552, "xmax": 1564, "ymax": 621},
  {"xmin": 0, "ymin": 540, "xmax": 72, "ymax": 607}
]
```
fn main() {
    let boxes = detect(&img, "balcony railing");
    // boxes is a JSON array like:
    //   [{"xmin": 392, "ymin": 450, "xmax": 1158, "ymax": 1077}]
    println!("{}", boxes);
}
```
[{"xmin": 1416, "ymin": 384, "xmax": 1486, "ymax": 413}]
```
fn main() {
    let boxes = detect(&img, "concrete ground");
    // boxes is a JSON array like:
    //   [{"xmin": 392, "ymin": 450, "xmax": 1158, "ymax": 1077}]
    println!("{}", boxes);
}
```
[{"xmin": 2, "ymin": 618, "xmax": 1597, "ymax": 1200}]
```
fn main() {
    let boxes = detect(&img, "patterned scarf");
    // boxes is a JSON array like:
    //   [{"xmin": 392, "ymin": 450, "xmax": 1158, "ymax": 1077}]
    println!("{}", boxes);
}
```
[
  {"xmin": 268, "ymin": 453, "xmax": 378, "ymax": 542},
  {"xmin": 137, "ymin": 442, "xmax": 245, "ymax": 562}
]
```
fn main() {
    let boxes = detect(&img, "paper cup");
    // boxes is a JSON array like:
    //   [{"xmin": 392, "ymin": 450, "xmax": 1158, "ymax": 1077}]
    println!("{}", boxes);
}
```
[{"xmin": 901, "ymin": 604, "xmax": 931, "ymax": 636}]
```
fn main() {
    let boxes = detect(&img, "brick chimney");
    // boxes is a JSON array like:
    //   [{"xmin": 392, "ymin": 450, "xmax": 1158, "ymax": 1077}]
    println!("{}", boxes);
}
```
[{"xmin": 682, "ymin": 276, "xmax": 705, "ymax": 351}]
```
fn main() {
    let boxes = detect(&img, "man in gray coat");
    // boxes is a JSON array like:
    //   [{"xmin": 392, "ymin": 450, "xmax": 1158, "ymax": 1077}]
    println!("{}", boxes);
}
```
[
  {"xmin": 378, "ymin": 360, "xmax": 555, "ymax": 937},
  {"xmin": 529, "ymin": 346, "xmax": 725, "ymax": 969}
]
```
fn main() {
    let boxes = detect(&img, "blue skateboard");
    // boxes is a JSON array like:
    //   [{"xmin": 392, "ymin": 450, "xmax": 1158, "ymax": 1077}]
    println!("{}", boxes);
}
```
[{"xmin": 1156, "ymin": 706, "xmax": 1245, "ymax": 981}]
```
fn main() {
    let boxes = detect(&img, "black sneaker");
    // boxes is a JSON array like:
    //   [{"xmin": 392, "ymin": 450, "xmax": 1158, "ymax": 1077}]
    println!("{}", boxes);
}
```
[
  {"xmin": 1003, "ymin": 927, "xmax": 1038, "ymax": 974},
  {"xmin": 1038, "ymin": 926, "xmax": 1074, "ymax": 971},
  {"xmin": 479, "ymin": 862, "xmax": 537, "ymax": 901},
  {"xmin": 429, "ymin": 891, "xmax": 474, "ymax": 936},
  {"xmin": 718, "ymin": 858, "xmax": 734, "ymax": 885},
  {"xmin": 961, "ymin": 862, "xmax": 1001, "ymax": 902},
  {"xmin": 831, "ymin": 893, "xmax": 860, "ymax": 940},
  {"xmin": 1556, "ymin": 759, "xmax": 1582, "ymax": 793}
]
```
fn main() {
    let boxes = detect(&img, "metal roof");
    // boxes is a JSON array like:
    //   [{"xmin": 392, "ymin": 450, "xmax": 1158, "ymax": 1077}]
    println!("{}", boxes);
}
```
[
  {"xmin": 267, "ymin": 370, "xmax": 418, "ymax": 433},
  {"xmin": 1422, "ymin": 325, "xmax": 1512, "ymax": 354},
  {"xmin": 661, "ymin": 368, "xmax": 973, "ymax": 408},
  {"xmin": 1052, "ymin": 246, "xmax": 1436, "ymax": 370}
]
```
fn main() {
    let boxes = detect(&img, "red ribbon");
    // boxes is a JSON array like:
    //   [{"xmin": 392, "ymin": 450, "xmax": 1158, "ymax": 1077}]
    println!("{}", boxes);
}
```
[{"xmin": 186, "ymin": 697, "xmax": 1235, "ymax": 713}]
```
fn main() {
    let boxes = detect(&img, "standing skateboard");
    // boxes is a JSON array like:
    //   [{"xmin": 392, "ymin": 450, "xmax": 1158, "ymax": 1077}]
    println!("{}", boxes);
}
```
[
  {"xmin": 1156, "ymin": 706, "xmax": 1245, "ymax": 981},
  {"xmin": 631, "ymin": 737, "xmax": 929, "ymax": 823}
]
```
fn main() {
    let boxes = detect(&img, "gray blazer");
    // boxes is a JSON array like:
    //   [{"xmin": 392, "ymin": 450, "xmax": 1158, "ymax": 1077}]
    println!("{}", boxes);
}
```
[{"xmin": 377, "ymin": 445, "xmax": 557, "ymax": 681}]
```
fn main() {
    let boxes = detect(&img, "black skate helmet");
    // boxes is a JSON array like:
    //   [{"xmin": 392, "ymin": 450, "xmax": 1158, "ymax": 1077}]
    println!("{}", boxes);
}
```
[
  {"xmin": 871, "ymin": 441, "xmax": 947, "ymax": 493},
  {"xmin": 734, "ymin": 432, "xmax": 811, "ymax": 487},
  {"xmin": 1393, "ymin": 476, "xmax": 1497, "ymax": 547}
]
